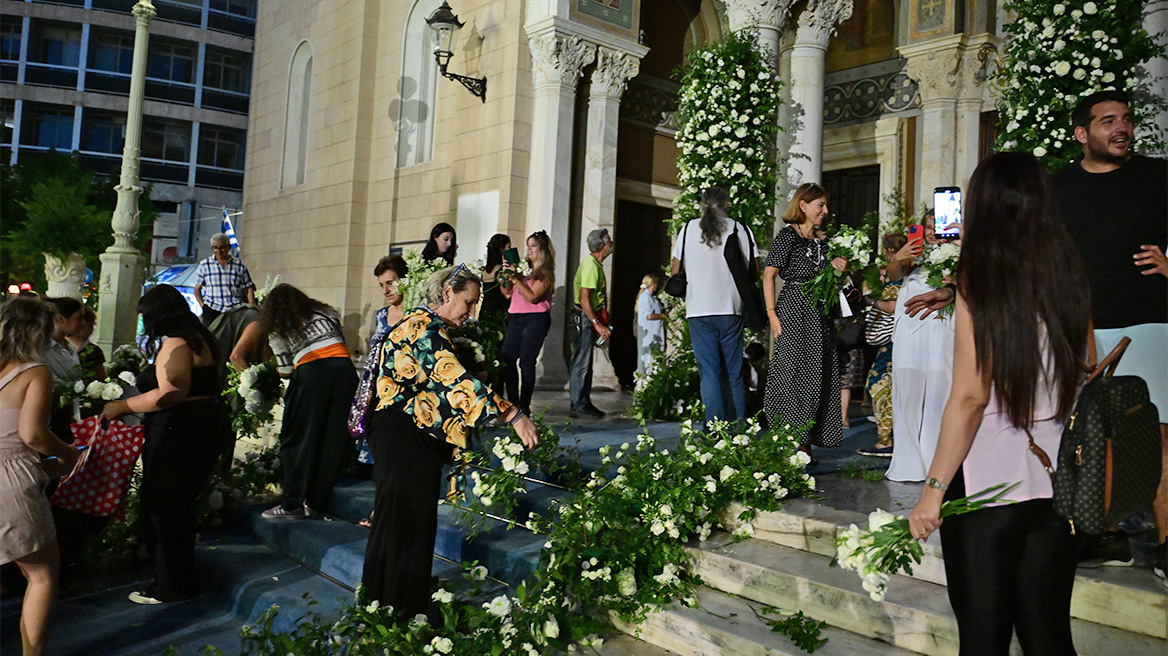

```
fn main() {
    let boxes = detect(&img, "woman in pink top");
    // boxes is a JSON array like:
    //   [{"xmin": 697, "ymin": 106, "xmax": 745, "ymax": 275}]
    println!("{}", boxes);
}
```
[
  {"xmin": 908, "ymin": 153, "xmax": 1090, "ymax": 655},
  {"xmin": 500, "ymin": 231, "xmax": 555, "ymax": 414}
]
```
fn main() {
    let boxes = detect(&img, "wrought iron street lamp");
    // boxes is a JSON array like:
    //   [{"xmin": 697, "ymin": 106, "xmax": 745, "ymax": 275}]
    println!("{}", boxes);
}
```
[{"xmin": 425, "ymin": 1, "xmax": 486, "ymax": 102}]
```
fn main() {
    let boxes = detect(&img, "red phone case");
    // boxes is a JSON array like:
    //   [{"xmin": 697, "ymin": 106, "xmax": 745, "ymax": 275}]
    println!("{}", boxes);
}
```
[{"xmin": 907, "ymin": 226, "xmax": 924, "ymax": 245}]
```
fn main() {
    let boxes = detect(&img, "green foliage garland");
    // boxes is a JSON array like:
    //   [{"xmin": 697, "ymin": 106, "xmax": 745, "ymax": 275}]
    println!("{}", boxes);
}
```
[
  {"xmin": 673, "ymin": 29, "xmax": 783, "ymax": 246},
  {"xmin": 202, "ymin": 420, "xmax": 825, "ymax": 654},
  {"xmin": 995, "ymin": 0, "xmax": 1167, "ymax": 170}
]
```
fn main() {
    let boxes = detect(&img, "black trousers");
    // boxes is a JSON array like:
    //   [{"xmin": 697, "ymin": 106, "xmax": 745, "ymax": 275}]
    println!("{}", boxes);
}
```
[
  {"xmin": 361, "ymin": 407, "xmax": 452, "ymax": 617},
  {"xmin": 140, "ymin": 398, "xmax": 233, "ymax": 601},
  {"xmin": 278, "ymin": 357, "xmax": 358, "ymax": 512},
  {"xmin": 940, "ymin": 469, "xmax": 1080, "ymax": 656},
  {"xmin": 501, "ymin": 311, "xmax": 550, "ymax": 412},
  {"xmin": 199, "ymin": 307, "xmax": 221, "ymax": 327}
]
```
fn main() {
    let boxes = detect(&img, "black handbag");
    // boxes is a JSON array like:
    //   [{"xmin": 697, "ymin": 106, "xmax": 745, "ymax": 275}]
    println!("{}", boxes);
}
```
[
  {"xmin": 725, "ymin": 221, "xmax": 765, "ymax": 331},
  {"xmin": 1026, "ymin": 336, "xmax": 1162, "ymax": 535},
  {"xmin": 664, "ymin": 223, "xmax": 688, "ymax": 298}
]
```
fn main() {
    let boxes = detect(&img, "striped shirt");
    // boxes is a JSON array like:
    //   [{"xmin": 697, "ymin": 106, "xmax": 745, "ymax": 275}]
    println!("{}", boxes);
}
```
[
  {"xmin": 269, "ymin": 309, "xmax": 348, "ymax": 375},
  {"xmin": 195, "ymin": 256, "xmax": 254, "ymax": 312}
]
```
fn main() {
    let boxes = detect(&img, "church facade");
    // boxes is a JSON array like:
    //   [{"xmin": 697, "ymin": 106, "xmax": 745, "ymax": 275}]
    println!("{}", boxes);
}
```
[{"xmin": 234, "ymin": 0, "xmax": 1114, "ymax": 388}]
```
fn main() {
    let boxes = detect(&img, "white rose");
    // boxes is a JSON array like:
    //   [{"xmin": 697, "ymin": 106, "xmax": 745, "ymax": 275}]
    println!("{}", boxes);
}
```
[
  {"xmin": 1073, "ymin": 68, "xmax": 1086, "ymax": 80},
  {"xmin": 101, "ymin": 383, "xmax": 123, "ymax": 400},
  {"xmin": 73, "ymin": 380, "xmax": 86, "ymax": 393},
  {"xmin": 1052, "ymin": 61, "xmax": 1071, "ymax": 76},
  {"xmin": 484, "ymin": 594, "xmax": 511, "ymax": 618},
  {"xmin": 544, "ymin": 617, "xmax": 560, "ymax": 639},
  {"xmin": 719, "ymin": 465, "xmax": 738, "ymax": 481},
  {"xmin": 86, "ymin": 380, "xmax": 105, "ymax": 397},
  {"xmin": 1083, "ymin": 2, "xmax": 1097, "ymax": 14},
  {"xmin": 616, "ymin": 567, "xmax": 637, "ymax": 596},
  {"xmin": 1033, "ymin": 145, "xmax": 1047, "ymax": 158},
  {"xmin": 430, "ymin": 636, "xmax": 453, "ymax": 654},
  {"xmin": 1053, "ymin": 3, "xmax": 1065, "ymax": 14},
  {"xmin": 118, "ymin": 371, "xmax": 137, "ymax": 386}
]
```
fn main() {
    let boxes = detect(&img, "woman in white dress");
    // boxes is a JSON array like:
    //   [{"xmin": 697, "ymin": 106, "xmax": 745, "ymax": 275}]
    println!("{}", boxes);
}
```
[{"xmin": 887, "ymin": 210, "xmax": 956, "ymax": 482}]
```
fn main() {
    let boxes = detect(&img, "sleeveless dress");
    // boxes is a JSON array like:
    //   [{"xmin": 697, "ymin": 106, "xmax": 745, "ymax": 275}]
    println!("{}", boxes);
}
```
[
  {"xmin": 763, "ymin": 226, "xmax": 842, "ymax": 448},
  {"xmin": 0, "ymin": 363, "xmax": 56, "ymax": 564}
]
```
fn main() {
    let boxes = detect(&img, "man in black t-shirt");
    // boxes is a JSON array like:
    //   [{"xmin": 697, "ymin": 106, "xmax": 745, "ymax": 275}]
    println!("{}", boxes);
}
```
[{"xmin": 1053, "ymin": 90, "xmax": 1167, "ymax": 580}]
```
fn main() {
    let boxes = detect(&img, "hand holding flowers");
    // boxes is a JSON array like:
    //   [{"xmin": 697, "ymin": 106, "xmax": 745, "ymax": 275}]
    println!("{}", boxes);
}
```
[
  {"xmin": 803, "ymin": 225, "xmax": 872, "ymax": 313},
  {"xmin": 834, "ymin": 483, "xmax": 1017, "ymax": 601}
]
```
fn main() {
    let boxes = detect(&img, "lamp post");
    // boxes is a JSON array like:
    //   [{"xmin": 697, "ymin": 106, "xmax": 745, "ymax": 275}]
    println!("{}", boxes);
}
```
[
  {"xmin": 426, "ymin": 1, "xmax": 487, "ymax": 102},
  {"xmin": 94, "ymin": 0, "xmax": 155, "ymax": 355}
]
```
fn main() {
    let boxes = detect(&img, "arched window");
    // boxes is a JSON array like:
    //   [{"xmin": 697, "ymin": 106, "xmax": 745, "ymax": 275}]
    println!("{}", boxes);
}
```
[
  {"xmin": 395, "ymin": 0, "xmax": 441, "ymax": 168},
  {"xmin": 282, "ymin": 40, "xmax": 312, "ymax": 188}
]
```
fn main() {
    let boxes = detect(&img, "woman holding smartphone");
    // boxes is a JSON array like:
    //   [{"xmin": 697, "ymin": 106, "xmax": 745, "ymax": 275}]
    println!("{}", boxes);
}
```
[
  {"xmin": 500, "ymin": 231, "xmax": 555, "ymax": 414},
  {"xmin": 887, "ymin": 209, "xmax": 955, "ymax": 482},
  {"xmin": 479, "ymin": 234, "xmax": 512, "ymax": 322},
  {"xmin": 909, "ymin": 152, "xmax": 1089, "ymax": 654}
]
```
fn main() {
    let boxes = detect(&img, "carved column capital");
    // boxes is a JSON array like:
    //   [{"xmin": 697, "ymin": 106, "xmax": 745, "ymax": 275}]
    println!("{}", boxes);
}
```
[
  {"xmin": 529, "ymin": 32, "xmax": 596, "ymax": 90},
  {"xmin": 794, "ymin": 0, "xmax": 855, "ymax": 50},
  {"xmin": 589, "ymin": 47, "xmax": 640, "ymax": 100},
  {"xmin": 724, "ymin": 0, "xmax": 796, "ymax": 33},
  {"xmin": 132, "ymin": 0, "xmax": 156, "ymax": 24},
  {"xmin": 902, "ymin": 44, "xmax": 962, "ymax": 102}
]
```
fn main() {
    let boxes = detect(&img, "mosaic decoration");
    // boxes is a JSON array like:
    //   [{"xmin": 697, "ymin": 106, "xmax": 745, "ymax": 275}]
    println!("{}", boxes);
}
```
[
  {"xmin": 576, "ymin": 0, "xmax": 634, "ymax": 29},
  {"xmin": 824, "ymin": 71, "xmax": 919, "ymax": 124}
]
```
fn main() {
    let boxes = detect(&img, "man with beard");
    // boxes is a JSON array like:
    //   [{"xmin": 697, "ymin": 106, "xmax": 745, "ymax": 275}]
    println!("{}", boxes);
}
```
[{"xmin": 1053, "ymin": 90, "xmax": 1167, "ymax": 581}]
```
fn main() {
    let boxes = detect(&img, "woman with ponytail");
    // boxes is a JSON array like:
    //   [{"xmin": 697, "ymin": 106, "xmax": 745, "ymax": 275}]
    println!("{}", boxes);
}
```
[{"xmin": 669, "ymin": 186, "xmax": 759, "ymax": 423}]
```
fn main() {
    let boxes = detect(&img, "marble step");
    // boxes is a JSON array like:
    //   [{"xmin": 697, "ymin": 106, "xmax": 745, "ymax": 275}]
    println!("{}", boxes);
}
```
[
  {"xmin": 688, "ymin": 534, "xmax": 1167, "ymax": 656},
  {"xmin": 599, "ymin": 634, "xmax": 679, "ymax": 656},
  {"xmin": 719, "ymin": 499, "xmax": 1168, "ymax": 639},
  {"xmin": 613, "ymin": 586, "xmax": 917, "ymax": 656}
]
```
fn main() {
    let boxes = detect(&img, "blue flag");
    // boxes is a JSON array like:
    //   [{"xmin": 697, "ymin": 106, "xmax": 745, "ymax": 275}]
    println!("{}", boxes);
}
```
[{"xmin": 222, "ymin": 210, "xmax": 241, "ymax": 256}]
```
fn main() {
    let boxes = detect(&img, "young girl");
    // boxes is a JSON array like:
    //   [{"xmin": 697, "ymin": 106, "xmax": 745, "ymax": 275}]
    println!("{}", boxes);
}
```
[{"xmin": 635, "ymin": 273, "xmax": 666, "ymax": 375}]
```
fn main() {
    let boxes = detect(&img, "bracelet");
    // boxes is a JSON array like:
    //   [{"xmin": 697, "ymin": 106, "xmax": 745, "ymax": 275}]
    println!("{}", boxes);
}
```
[
  {"xmin": 507, "ymin": 408, "xmax": 526, "ymax": 426},
  {"xmin": 925, "ymin": 477, "xmax": 949, "ymax": 491},
  {"xmin": 590, "ymin": 318, "xmax": 599, "ymax": 325}
]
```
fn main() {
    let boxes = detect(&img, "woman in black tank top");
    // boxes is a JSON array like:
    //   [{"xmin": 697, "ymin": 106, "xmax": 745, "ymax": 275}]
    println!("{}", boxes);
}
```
[{"xmin": 102, "ymin": 285, "xmax": 233, "ymax": 605}]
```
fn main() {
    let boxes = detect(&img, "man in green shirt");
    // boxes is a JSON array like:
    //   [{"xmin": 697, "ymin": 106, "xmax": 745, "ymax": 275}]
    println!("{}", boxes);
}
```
[{"xmin": 569, "ymin": 228, "xmax": 614, "ymax": 417}]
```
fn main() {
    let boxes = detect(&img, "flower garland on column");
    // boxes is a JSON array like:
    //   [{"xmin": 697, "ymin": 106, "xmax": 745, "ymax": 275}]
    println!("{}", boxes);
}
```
[
  {"xmin": 994, "ymin": 0, "xmax": 1166, "ymax": 170},
  {"xmin": 632, "ymin": 30, "xmax": 783, "ymax": 422},
  {"xmin": 673, "ymin": 29, "xmax": 784, "ymax": 244}
]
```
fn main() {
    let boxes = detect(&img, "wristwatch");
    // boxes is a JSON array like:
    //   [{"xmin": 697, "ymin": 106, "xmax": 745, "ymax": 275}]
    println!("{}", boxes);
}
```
[
  {"xmin": 590, "ymin": 318, "xmax": 599, "ymax": 325},
  {"xmin": 925, "ymin": 477, "xmax": 949, "ymax": 491}
]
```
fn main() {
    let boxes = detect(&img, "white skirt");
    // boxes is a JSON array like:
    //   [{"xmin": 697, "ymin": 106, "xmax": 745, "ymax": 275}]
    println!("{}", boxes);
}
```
[{"xmin": 1095, "ymin": 323, "xmax": 1168, "ymax": 423}]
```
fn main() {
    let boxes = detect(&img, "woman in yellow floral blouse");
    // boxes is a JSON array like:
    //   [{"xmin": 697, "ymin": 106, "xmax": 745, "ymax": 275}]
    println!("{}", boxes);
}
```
[{"xmin": 360, "ymin": 264, "xmax": 537, "ymax": 617}]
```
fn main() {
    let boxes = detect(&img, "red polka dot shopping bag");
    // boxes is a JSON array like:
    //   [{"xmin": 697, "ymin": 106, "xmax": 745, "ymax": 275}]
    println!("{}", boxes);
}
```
[{"xmin": 50, "ymin": 416, "xmax": 144, "ymax": 520}]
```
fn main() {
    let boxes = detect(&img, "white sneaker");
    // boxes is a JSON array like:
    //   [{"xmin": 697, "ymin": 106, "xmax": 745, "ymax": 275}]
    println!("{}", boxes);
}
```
[{"xmin": 262, "ymin": 504, "xmax": 307, "ymax": 519}]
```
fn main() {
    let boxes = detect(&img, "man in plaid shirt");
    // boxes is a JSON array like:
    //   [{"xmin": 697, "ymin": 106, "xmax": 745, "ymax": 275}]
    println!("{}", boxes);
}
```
[{"xmin": 193, "ymin": 233, "xmax": 256, "ymax": 326}]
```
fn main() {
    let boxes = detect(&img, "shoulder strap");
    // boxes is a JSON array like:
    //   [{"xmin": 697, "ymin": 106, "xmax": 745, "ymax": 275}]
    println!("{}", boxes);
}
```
[
  {"xmin": 0, "ymin": 362, "xmax": 46, "ymax": 392},
  {"xmin": 679, "ymin": 223, "xmax": 690, "ymax": 270}
]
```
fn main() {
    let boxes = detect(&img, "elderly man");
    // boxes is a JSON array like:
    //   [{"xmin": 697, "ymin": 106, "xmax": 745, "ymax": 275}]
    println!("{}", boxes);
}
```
[
  {"xmin": 569, "ymin": 228, "xmax": 614, "ymax": 418},
  {"xmin": 193, "ymin": 233, "xmax": 256, "ymax": 326}
]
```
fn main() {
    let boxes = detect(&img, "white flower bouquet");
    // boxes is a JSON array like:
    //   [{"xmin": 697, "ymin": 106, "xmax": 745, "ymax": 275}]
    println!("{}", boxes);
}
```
[
  {"xmin": 398, "ymin": 251, "xmax": 448, "ymax": 310},
  {"xmin": 802, "ymin": 224, "xmax": 873, "ymax": 314},
  {"xmin": 223, "ymin": 361, "xmax": 283, "ymax": 438},
  {"xmin": 921, "ymin": 242, "xmax": 961, "ymax": 318},
  {"xmin": 834, "ymin": 483, "xmax": 1017, "ymax": 601}
]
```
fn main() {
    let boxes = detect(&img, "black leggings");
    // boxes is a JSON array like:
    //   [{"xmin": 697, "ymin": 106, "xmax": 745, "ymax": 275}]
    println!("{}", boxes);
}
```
[
  {"xmin": 361, "ymin": 407, "xmax": 453, "ymax": 617},
  {"xmin": 501, "ymin": 311, "xmax": 550, "ymax": 412},
  {"xmin": 140, "ymin": 398, "xmax": 233, "ymax": 601},
  {"xmin": 278, "ymin": 357, "xmax": 358, "ymax": 512},
  {"xmin": 940, "ymin": 469, "xmax": 1080, "ymax": 655}
]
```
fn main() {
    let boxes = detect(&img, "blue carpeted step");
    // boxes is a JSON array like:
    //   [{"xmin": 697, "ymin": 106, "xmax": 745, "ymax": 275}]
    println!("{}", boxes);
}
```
[{"xmin": 0, "ymin": 533, "xmax": 353, "ymax": 656}]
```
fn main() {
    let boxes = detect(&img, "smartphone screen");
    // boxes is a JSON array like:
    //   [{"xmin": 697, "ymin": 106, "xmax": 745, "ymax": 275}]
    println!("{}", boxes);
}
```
[
  {"xmin": 934, "ymin": 187, "xmax": 962, "ymax": 240},
  {"xmin": 503, "ymin": 247, "xmax": 520, "ymax": 265}
]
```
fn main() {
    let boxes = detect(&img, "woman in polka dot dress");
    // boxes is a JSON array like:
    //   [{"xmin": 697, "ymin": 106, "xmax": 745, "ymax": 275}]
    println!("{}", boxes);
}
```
[{"xmin": 762, "ymin": 183, "xmax": 848, "ymax": 461}]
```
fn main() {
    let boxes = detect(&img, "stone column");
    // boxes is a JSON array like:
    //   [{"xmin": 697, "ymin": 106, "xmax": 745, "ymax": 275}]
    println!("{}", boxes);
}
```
[
  {"xmin": 580, "ymin": 46, "xmax": 639, "ymax": 392},
  {"xmin": 1145, "ymin": 0, "xmax": 1168, "ymax": 157},
  {"xmin": 723, "ymin": 0, "xmax": 795, "ymax": 67},
  {"xmin": 901, "ymin": 35, "xmax": 992, "ymax": 196},
  {"xmin": 95, "ymin": 0, "xmax": 154, "ymax": 356},
  {"xmin": 786, "ymin": 0, "xmax": 854, "ymax": 189},
  {"xmin": 524, "ymin": 30, "xmax": 595, "ymax": 388}
]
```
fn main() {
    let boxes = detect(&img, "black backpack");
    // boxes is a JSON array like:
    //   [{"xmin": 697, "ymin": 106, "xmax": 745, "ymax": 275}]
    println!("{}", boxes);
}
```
[{"xmin": 1028, "ymin": 337, "xmax": 1162, "ymax": 535}]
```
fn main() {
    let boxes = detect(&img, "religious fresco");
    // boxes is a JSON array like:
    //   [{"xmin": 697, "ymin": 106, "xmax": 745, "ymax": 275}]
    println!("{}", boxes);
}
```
[
  {"xmin": 909, "ymin": 0, "xmax": 957, "ymax": 40},
  {"xmin": 573, "ymin": 0, "xmax": 638, "ymax": 34},
  {"xmin": 826, "ymin": 0, "xmax": 897, "ymax": 72}
]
